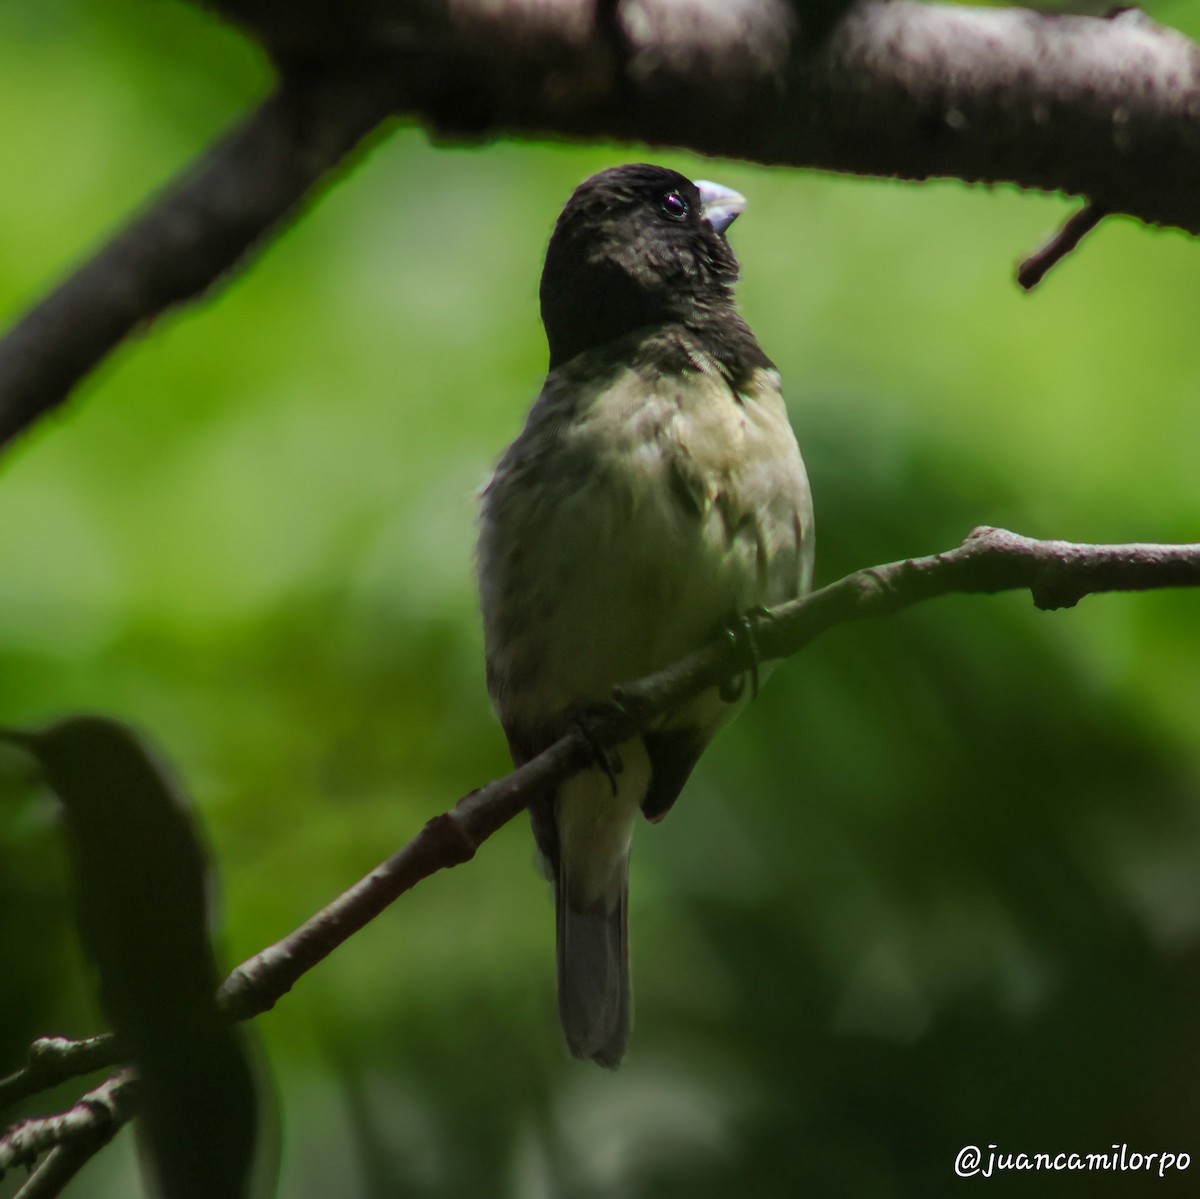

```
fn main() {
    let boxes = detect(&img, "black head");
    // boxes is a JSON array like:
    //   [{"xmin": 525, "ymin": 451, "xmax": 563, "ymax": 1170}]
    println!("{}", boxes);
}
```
[{"xmin": 539, "ymin": 164, "xmax": 747, "ymax": 370}]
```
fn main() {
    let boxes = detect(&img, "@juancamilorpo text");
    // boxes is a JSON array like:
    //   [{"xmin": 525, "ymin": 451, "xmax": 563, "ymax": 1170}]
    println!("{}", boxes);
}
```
[{"xmin": 954, "ymin": 1144, "xmax": 1190, "ymax": 1180}]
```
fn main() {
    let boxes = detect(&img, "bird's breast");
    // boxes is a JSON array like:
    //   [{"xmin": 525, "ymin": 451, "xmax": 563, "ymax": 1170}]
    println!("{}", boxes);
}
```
[{"xmin": 479, "ymin": 361, "xmax": 811, "ymax": 732}]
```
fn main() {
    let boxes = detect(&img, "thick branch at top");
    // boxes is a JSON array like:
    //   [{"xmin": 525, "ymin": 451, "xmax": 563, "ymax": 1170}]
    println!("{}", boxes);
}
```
[
  {"xmin": 227, "ymin": 0, "xmax": 1200, "ymax": 232},
  {"xmin": 2, "ymin": 1, "xmax": 1198, "ymax": 448}
]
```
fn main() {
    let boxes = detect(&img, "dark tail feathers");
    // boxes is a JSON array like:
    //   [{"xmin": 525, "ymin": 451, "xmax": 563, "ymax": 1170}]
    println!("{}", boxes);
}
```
[{"xmin": 556, "ymin": 858, "xmax": 630, "ymax": 1068}]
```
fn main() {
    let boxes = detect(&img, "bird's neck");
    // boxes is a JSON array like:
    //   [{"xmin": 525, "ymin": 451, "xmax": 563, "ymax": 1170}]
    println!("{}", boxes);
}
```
[
  {"xmin": 545, "ymin": 292, "xmax": 772, "ymax": 388},
  {"xmin": 543, "ymin": 270, "xmax": 759, "ymax": 362}
]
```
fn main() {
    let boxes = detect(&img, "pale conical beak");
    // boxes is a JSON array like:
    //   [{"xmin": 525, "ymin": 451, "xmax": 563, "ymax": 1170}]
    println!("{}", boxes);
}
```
[{"xmin": 694, "ymin": 179, "xmax": 746, "ymax": 234}]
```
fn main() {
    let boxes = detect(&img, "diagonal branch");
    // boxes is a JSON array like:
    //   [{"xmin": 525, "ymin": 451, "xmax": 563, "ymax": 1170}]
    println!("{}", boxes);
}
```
[
  {"xmin": 0, "ymin": 1036, "xmax": 117, "ymax": 1113},
  {"xmin": 14, "ymin": 1141, "xmax": 104, "ymax": 1199},
  {"xmin": 3, "ymin": 525, "xmax": 1199, "ymax": 1122},
  {"xmin": 0, "ymin": 1072, "xmax": 138, "ymax": 1186},
  {"xmin": 0, "ymin": 66, "xmax": 399, "ymax": 452}
]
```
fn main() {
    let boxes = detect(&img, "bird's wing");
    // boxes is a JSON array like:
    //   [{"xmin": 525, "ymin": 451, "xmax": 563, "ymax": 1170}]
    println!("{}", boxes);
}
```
[
  {"xmin": 640, "ymin": 361, "xmax": 814, "ymax": 823},
  {"xmin": 640, "ymin": 726, "xmax": 709, "ymax": 822}
]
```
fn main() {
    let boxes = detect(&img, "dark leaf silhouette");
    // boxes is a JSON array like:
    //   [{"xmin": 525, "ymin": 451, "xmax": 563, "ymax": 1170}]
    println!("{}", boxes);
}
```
[{"xmin": 0, "ymin": 716, "xmax": 259, "ymax": 1199}]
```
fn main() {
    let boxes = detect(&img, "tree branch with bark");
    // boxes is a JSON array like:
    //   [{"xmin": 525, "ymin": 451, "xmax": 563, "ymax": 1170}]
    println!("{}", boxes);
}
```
[
  {"xmin": 4, "ymin": 527, "xmax": 1200, "ymax": 1194},
  {"xmin": 4, "ymin": 0, "xmax": 1200, "ymax": 446}
]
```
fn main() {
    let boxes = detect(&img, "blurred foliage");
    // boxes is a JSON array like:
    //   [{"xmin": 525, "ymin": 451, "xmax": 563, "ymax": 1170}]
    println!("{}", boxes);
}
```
[{"xmin": 2, "ymin": 1, "xmax": 1200, "ymax": 1196}]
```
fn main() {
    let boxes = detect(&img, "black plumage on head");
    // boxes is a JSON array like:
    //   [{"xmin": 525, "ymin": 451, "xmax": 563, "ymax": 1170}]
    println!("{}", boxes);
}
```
[{"xmin": 539, "ymin": 163, "xmax": 766, "ymax": 379}]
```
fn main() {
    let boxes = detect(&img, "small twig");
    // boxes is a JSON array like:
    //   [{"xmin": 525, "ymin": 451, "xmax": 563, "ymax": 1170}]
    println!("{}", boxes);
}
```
[
  {"xmin": 14, "ymin": 1142, "xmax": 98, "ymax": 1199},
  {"xmin": 1018, "ymin": 201, "xmax": 1109, "ymax": 290},
  {"xmin": 0, "ymin": 1036, "xmax": 117, "ymax": 1112},
  {"xmin": 0, "ymin": 1072, "xmax": 138, "ymax": 1181},
  {"xmin": 217, "ymin": 740, "xmax": 598, "ymax": 1021}
]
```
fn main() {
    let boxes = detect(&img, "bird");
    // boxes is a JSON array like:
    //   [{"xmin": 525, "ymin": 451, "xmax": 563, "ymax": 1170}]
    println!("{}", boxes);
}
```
[{"xmin": 477, "ymin": 163, "xmax": 813, "ymax": 1067}]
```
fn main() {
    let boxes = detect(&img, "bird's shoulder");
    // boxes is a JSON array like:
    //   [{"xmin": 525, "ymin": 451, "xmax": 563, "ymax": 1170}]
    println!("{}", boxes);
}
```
[
  {"xmin": 481, "ymin": 325, "xmax": 805, "ymax": 536},
  {"xmin": 496, "ymin": 323, "xmax": 779, "ymax": 450}
]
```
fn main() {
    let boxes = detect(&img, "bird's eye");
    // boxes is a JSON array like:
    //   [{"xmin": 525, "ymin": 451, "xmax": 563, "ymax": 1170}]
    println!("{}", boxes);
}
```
[{"xmin": 660, "ymin": 191, "xmax": 689, "ymax": 221}]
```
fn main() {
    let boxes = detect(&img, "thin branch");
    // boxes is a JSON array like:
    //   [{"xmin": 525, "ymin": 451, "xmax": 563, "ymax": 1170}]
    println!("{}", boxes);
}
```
[
  {"xmin": 0, "ymin": 1036, "xmax": 117, "ymax": 1113},
  {"xmin": 5, "ymin": 526, "xmax": 1199, "ymax": 1114},
  {"xmin": 1018, "ymin": 201, "xmax": 1110, "ymax": 289},
  {"xmin": 756, "ymin": 524, "xmax": 1200, "ymax": 658},
  {"xmin": 14, "ymin": 1142, "xmax": 102, "ymax": 1199},
  {"xmin": 216, "ymin": 735, "xmax": 597, "ymax": 1020},
  {"xmin": 0, "ymin": 66, "xmax": 399, "ymax": 452},
  {"xmin": 0, "ymin": 1072, "xmax": 138, "ymax": 1184}
]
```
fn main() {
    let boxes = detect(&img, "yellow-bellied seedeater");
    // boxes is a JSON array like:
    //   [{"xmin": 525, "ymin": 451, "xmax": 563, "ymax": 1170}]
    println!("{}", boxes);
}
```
[{"xmin": 478, "ymin": 164, "xmax": 813, "ymax": 1067}]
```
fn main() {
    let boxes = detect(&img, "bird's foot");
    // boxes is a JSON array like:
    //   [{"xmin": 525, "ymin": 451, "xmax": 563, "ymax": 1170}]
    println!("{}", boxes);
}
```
[
  {"xmin": 567, "ymin": 699, "xmax": 627, "ymax": 797},
  {"xmin": 719, "ymin": 606, "xmax": 771, "ymax": 702}
]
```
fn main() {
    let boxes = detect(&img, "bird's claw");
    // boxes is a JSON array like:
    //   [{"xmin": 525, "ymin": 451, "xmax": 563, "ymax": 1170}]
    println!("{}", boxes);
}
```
[
  {"xmin": 568, "ymin": 700, "xmax": 626, "ymax": 796},
  {"xmin": 719, "ymin": 606, "xmax": 770, "ymax": 702}
]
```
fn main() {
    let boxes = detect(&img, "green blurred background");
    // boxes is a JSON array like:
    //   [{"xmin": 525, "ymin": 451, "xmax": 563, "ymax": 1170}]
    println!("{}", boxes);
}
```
[{"xmin": 3, "ymin": 2, "xmax": 1200, "ymax": 1196}]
